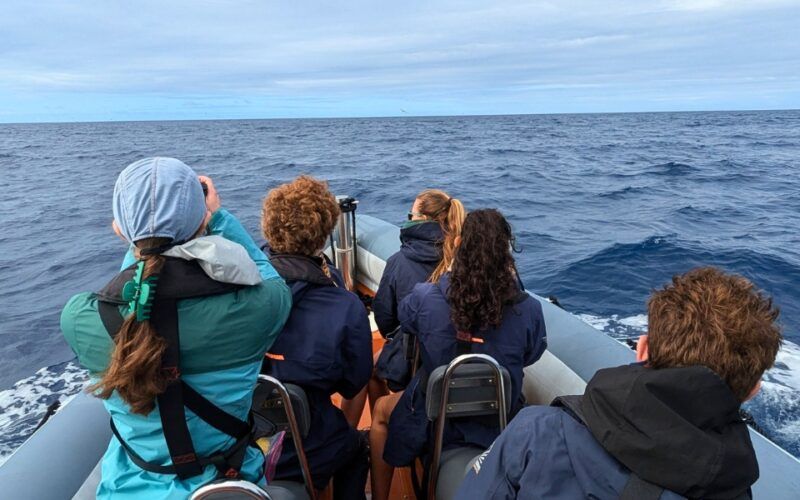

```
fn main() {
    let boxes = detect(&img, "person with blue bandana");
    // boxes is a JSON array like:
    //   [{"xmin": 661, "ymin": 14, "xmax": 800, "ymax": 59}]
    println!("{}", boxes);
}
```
[{"xmin": 61, "ymin": 157, "xmax": 292, "ymax": 499}]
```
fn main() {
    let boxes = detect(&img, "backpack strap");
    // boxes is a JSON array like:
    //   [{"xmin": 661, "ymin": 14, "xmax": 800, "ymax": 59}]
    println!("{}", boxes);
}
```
[
  {"xmin": 152, "ymin": 297, "xmax": 204, "ymax": 479},
  {"xmin": 97, "ymin": 260, "xmax": 252, "ymax": 480}
]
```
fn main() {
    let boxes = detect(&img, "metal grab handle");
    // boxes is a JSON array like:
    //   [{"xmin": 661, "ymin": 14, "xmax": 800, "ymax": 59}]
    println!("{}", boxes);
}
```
[
  {"xmin": 427, "ymin": 354, "xmax": 508, "ymax": 500},
  {"xmin": 257, "ymin": 375, "xmax": 316, "ymax": 500}
]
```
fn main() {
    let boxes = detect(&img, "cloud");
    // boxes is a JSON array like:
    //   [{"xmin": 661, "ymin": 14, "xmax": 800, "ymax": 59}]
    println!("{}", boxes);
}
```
[{"xmin": 0, "ymin": 0, "xmax": 798, "ymax": 122}]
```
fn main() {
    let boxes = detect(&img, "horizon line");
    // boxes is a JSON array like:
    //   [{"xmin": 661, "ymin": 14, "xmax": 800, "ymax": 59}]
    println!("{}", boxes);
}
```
[{"xmin": 1, "ymin": 106, "xmax": 798, "ymax": 126}]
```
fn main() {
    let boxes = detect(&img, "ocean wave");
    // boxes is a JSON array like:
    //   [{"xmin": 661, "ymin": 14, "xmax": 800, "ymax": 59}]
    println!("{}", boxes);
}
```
[
  {"xmin": 536, "ymin": 235, "xmax": 800, "ymax": 334},
  {"xmin": 0, "ymin": 361, "xmax": 88, "ymax": 466}
]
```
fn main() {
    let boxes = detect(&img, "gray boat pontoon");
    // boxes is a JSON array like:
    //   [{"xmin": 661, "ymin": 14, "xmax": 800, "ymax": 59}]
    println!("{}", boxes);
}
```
[{"xmin": 1, "ymin": 214, "xmax": 798, "ymax": 499}]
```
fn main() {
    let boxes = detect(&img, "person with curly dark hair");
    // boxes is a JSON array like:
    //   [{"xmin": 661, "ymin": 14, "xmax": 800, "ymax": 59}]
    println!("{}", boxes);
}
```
[
  {"xmin": 369, "ymin": 209, "xmax": 548, "ymax": 500},
  {"xmin": 260, "ymin": 175, "xmax": 373, "ymax": 500}
]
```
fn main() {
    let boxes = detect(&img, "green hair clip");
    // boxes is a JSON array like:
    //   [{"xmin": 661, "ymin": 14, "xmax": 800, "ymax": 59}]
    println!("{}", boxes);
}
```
[{"xmin": 121, "ymin": 261, "xmax": 159, "ymax": 321}]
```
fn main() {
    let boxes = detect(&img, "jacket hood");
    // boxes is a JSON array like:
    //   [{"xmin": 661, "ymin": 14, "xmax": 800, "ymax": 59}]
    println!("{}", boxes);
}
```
[
  {"xmin": 268, "ymin": 252, "xmax": 338, "ymax": 302},
  {"xmin": 162, "ymin": 235, "xmax": 261, "ymax": 285},
  {"xmin": 400, "ymin": 222, "xmax": 442, "ymax": 264},
  {"xmin": 580, "ymin": 364, "xmax": 758, "ymax": 499}
]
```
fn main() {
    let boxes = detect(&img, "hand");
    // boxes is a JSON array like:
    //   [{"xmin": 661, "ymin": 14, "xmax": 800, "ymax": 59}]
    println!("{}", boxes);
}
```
[{"xmin": 198, "ymin": 175, "xmax": 221, "ymax": 214}]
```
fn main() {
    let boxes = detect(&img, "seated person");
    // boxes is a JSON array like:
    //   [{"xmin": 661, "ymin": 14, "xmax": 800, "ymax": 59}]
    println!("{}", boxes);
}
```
[
  {"xmin": 61, "ymin": 158, "xmax": 291, "ymax": 498},
  {"xmin": 344, "ymin": 189, "xmax": 466, "ymax": 422},
  {"xmin": 373, "ymin": 188, "xmax": 466, "ymax": 335},
  {"xmin": 369, "ymin": 209, "xmax": 548, "ymax": 500},
  {"xmin": 260, "ymin": 175, "xmax": 373, "ymax": 500},
  {"xmin": 457, "ymin": 267, "xmax": 782, "ymax": 499}
]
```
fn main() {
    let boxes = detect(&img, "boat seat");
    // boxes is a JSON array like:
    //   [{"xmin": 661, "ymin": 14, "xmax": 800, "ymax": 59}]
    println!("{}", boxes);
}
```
[
  {"xmin": 266, "ymin": 480, "xmax": 311, "ymax": 500},
  {"xmin": 191, "ymin": 479, "xmax": 272, "ymax": 499},
  {"xmin": 426, "ymin": 354, "xmax": 511, "ymax": 500},
  {"xmin": 252, "ymin": 380, "xmax": 311, "ymax": 439},
  {"xmin": 253, "ymin": 375, "xmax": 317, "ymax": 500},
  {"xmin": 434, "ymin": 446, "xmax": 484, "ymax": 500}
]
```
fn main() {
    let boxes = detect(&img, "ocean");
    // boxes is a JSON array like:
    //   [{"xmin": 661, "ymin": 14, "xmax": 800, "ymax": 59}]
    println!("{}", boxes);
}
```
[{"xmin": 1, "ymin": 111, "xmax": 799, "ymax": 463}]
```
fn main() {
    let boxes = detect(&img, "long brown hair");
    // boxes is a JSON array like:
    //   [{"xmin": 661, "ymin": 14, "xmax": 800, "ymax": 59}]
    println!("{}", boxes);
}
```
[
  {"xmin": 90, "ymin": 237, "xmax": 170, "ymax": 415},
  {"xmin": 416, "ymin": 189, "xmax": 466, "ymax": 283},
  {"xmin": 448, "ymin": 209, "xmax": 519, "ymax": 332}
]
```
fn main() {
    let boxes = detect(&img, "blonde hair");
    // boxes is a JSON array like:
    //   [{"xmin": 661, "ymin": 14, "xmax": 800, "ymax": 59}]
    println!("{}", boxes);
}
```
[{"xmin": 416, "ymin": 189, "xmax": 466, "ymax": 283}]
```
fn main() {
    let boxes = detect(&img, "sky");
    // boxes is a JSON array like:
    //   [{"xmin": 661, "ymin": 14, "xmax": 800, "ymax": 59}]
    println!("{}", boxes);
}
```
[{"xmin": 0, "ymin": 0, "xmax": 799, "ymax": 123}]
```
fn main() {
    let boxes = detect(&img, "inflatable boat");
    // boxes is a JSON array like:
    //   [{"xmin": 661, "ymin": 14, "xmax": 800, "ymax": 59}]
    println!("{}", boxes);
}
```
[{"xmin": 1, "ymin": 213, "xmax": 799, "ymax": 499}]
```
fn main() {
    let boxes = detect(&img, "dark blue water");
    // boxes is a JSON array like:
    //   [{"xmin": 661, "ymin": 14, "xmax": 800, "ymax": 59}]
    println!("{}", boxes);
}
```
[{"xmin": 2, "ymin": 111, "xmax": 800, "ymax": 461}]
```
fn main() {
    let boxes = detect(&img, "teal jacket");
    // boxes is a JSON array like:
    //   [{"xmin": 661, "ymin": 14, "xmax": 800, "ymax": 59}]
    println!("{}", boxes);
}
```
[{"xmin": 61, "ymin": 209, "xmax": 291, "ymax": 499}]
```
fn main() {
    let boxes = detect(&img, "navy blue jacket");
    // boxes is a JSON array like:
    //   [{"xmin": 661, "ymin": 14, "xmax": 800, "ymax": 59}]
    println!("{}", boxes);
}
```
[
  {"xmin": 373, "ymin": 221, "xmax": 443, "ymax": 336},
  {"xmin": 383, "ymin": 275, "xmax": 547, "ymax": 467},
  {"xmin": 457, "ymin": 364, "xmax": 758, "ymax": 499},
  {"xmin": 261, "ymin": 253, "xmax": 373, "ymax": 489}
]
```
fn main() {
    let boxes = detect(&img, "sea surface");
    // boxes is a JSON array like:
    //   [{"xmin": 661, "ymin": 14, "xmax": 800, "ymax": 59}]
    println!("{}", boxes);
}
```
[{"xmin": 1, "ymin": 111, "xmax": 800, "ymax": 464}]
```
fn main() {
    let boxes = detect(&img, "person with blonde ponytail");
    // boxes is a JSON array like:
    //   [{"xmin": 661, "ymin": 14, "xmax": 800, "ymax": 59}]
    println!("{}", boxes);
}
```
[
  {"xmin": 60, "ymin": 157, "xmax": 291, "ymax": 499},
  {"xmin": 345, "ymin": 190, "xmax": 466, "ymax": 426},
  {"xmin": 373, "ymin": 189, "xmax": 466, "ymax": 336}
]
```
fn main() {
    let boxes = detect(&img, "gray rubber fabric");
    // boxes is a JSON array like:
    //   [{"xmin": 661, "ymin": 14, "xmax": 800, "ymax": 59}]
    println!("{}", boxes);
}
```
[
  {"xmin": 265, "ymin": 480, "xmax": 310, "ymax": 500},
  {"xmin": 435, "ymin": 446, "xmax": 485, "ymax": 500}
]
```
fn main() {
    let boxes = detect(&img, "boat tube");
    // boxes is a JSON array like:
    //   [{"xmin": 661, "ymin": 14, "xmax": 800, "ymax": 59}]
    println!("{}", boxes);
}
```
[{"xmin": 1, "ymin": 214, "xmax": 798, "ymax": 499}]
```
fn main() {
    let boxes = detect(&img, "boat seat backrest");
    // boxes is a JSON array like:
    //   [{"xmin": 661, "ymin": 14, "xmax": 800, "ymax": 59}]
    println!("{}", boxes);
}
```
[
  {"xmin": 191, "ymin": 479, "xmax": 272, "ymax": 499},
  {"xmin": 252, "ymin": 379, "xmax": 311, "ymax": 439},
  {"xmin": 425, "ymin": 362, "xmax": 512, "ymax": 421}
]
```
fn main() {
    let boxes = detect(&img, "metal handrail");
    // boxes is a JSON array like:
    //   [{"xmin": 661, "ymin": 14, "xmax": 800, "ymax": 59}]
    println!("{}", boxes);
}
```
[
  {"xmin": 257, "ymin": 375, "xmax": 317, "ymax": 500},
  {"xmin": 191, "ymin": 479, "xmax": 272, "ymax": 499},
  {"xmin": 427, "ymin": 353, "xmax": 508, "ymax": 500}
]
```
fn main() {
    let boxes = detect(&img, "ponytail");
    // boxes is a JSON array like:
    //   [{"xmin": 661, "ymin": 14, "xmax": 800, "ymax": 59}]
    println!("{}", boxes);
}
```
[
  {"xmin": 416, "ymin": 189, "xmax": 467, "ymax": 283},
  {"xmin": 90, "ymin": 238, "xmax": 170, "ymax": 415}
]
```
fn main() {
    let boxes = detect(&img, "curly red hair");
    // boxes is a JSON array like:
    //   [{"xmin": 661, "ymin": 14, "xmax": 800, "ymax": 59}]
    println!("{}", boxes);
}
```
[{"xmin": 261, "ymin": 176, "xmax": 340, "ymax": 255}]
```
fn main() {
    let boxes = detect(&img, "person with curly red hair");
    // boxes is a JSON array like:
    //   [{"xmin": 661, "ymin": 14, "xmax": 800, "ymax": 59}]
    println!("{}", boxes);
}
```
[{"xmin": 260, "ymin": 175, "xmax": 373, "ymax": 500}]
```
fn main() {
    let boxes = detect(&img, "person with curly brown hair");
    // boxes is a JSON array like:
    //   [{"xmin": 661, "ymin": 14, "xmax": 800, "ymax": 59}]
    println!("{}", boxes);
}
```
[
  {"xmin": 260, "ymin": 175, "xmax": 373, "ymax": 500},
  {"xmin": 457, "ymin": 267, "xmax": 782, "ymax": 500},
  {"xmin": 369, "ymin": 209, "xmax": 548, "ymax": 500}
]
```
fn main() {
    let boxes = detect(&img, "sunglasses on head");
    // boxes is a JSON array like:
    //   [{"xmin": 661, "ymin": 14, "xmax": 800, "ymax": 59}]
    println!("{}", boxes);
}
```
[{"xmin": 407, "ymin": 211, "xmax": 426, "ymax": 221}]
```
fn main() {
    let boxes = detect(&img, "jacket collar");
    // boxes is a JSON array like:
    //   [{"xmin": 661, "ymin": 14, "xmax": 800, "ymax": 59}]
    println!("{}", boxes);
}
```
[
  {"xmin": 268, "ymin": 252, "xmax": 335, "ymax": 286},
  {"xmin": 580, "ymin": 363, "xmax": 758, "ymax": 498}
]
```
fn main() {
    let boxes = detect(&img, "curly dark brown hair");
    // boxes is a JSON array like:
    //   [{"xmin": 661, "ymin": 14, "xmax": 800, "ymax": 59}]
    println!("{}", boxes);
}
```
[
  {"xmin": 262, "ymin": 175, "xmax": 340, "ymax": 255},
  {"xmin": 648, "ymin": 267, "xmax": 782, "ymax": 401},
  {"xmin": 448, "ymin": 209, "xmax": 520, "ymax": 332}
]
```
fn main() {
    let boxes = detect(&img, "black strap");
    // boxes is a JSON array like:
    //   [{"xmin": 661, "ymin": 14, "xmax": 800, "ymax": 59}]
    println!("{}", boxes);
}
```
[
  {"xmin": 152, "ymin": 297, "xmax": 204, "ymax": 479},
  {"xmin": 99, "ymin": 291, "xmax": 252, "ymax": 479},
  {"xmin": 110, "ymin": 418, "xmax": 252, "ymax": 477},
  {"xmin": 181, "ymin": 381, "xmax": 251, "ymax": 438},
  {"xmin": 98, "ymin": 302, "xmax": 124, "ymax": 339}
]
